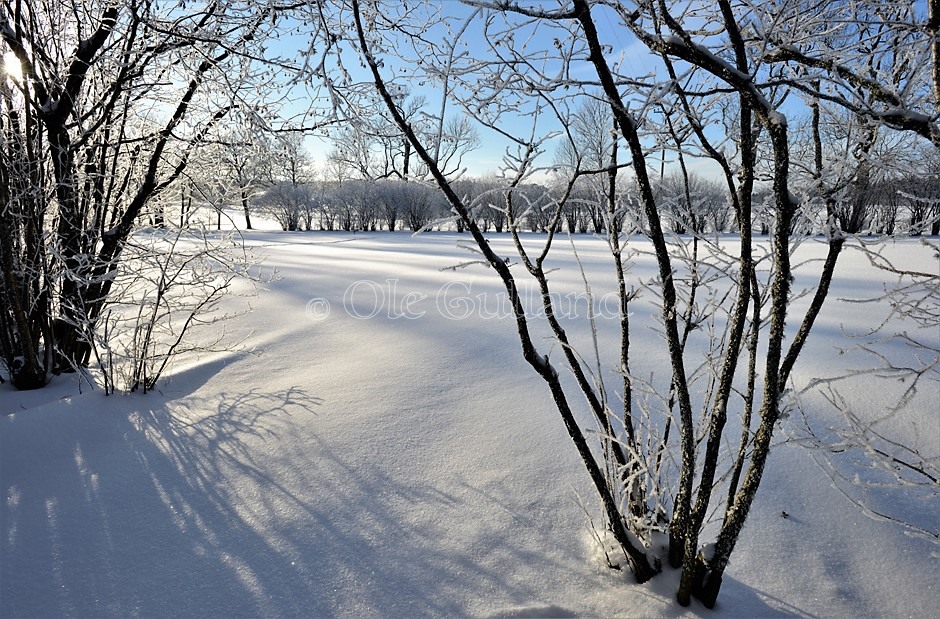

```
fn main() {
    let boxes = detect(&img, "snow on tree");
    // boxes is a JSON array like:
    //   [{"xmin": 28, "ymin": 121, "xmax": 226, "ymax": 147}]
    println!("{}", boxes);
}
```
[
  {"xmin": 0, "ymin": 2, "xmax": 288, "ymax": 389},
  {"xmin": 303, "ymin": 0, "xmax": 939, "ymax": 607}
]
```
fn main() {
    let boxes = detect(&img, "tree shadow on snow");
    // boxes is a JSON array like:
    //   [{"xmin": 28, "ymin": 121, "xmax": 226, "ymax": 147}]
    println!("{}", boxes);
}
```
[
  {"xmin": 0, "ymin": 386, "xmax": 334, "ymax": 617},
  {"xmin": 1, "ymin": 383, "xmax": 567, "ymax": 617},
  {"xmin": 1, "ymin": 373, "xmax": 824, "ymax": 618}
]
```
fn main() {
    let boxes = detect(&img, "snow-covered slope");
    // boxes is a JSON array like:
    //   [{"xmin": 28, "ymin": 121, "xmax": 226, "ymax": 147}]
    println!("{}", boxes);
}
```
[{"xmin": 2, "ymin": 231, "xmax": 937, "ymax": 617}]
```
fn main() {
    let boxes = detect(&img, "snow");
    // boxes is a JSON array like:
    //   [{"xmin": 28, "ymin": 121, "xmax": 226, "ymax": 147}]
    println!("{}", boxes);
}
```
[
  {"xmin": 767, "ymin": 111, "xmax": 787, "ymax": 127},
  {"xmin": 2, "ymin": 229, "xmax": 937, "ymax": 617}
]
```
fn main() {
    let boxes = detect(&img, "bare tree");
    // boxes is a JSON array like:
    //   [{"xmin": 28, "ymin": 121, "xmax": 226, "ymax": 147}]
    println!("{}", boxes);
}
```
[
  {"xmin": 91, "ymin": 224, "xmax": 260, "ymax": 394},
  {"xmin": 903, "ymin": 146, "xmax": 940, "ymax": 235},
  {"xmin": 867, "ymin": 141, "xmax": 938, "ymax": 235},
  {"xmin": 454, "ymin": 176, "xmax": 510, "ymax": 233},
  {"xmin": 327, "ymin": 93, "xmax": 479, "ymax": 182},
  {"xmin": 213, "ymin": 122, "xmax": 279, "ymax": 231},
  {"xmin": 0, "ymin": 1, "xmax": 285, "ymax": 388},
  {"xmin": 329, "ymin": 124, "xmax": 383, "ymax": 180},
  {"xmin": 327, "ymin": 93, "xmax": 427, "ymax": 180},
  {"xmin": 257, "ymin": 133, "xmax": 316, "ymax": 231},
  {"xmin": 655, "ymin": 172, "xmax": 728, "ymax": 235},
  {"xmin": 373, "ymin": 179, "xmax": 405, "ymax": 230},
  {"xmin": 402, "ymin": 181, "xmax": 444, "ymax": 232},
  {"xmin": 555, "ymin": 98, "xmax": 619, "ymax": 233},
  {"xmin": 309, "ymin": 0, "xmax": 938, "ymax": 609}
]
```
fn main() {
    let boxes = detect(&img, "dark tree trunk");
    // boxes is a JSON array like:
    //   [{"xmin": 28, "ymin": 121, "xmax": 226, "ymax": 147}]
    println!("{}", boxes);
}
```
[{"xmin": 241, "ymin": 190, "xmax": 253, "ymax": 229}]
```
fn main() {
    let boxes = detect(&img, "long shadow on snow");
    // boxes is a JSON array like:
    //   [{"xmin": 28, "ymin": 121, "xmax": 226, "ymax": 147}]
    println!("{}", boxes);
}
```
[
  {"xmin": 1, "ymin": 383, "xmax": 554, "ymax": 617},
  {"xmin": 1, "ymin": 386, "xmax": 324, "ymax": 617}
]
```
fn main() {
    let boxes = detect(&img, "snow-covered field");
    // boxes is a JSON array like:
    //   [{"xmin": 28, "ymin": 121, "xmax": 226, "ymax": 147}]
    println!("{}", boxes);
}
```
[{"xmin": 2, "ymin": 228, "xmax": 937, "ymax": 617}]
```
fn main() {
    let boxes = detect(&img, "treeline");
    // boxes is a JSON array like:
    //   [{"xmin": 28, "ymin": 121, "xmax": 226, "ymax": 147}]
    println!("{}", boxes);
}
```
[{"xmin": 188, "ymin": 171, "xmax": 940, "ymax": 236}]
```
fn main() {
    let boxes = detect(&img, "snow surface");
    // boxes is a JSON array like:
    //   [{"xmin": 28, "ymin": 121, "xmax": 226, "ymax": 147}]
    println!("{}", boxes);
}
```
[{"xmin": 2, "ymin": 229, "xmax": 937, "ymax": 618}]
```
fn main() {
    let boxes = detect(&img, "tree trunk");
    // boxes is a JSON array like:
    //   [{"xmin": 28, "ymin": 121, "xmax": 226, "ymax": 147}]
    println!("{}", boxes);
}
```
[{"xmin": 241, "ymin": 190, "xmax": 253, "ymax": 229}]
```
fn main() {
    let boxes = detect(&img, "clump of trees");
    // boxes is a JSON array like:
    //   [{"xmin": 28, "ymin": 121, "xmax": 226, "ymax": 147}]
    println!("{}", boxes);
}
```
[{"xmin": 0, "ymin": 2, "xmax": 286, "ymax": 390}]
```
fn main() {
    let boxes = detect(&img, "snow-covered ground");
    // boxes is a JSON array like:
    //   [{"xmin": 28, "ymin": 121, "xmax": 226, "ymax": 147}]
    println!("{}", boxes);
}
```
[{"xmin": 2, "ymin": 228, "xmax": 937, "ymax": 617}]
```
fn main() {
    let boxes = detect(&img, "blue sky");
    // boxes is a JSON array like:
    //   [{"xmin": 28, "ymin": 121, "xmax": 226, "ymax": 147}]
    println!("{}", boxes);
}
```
[
  {"xmin": 280, "ymin": 1, "xmax": 659, "ymax": 179},
  {"xmin": 285, "ymin": 1, "xmax": 780, "ymax": 182}
]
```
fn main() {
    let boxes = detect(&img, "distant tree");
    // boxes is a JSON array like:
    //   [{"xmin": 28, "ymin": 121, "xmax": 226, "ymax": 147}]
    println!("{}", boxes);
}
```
[
  {"xmin": 904, "ymin": 147, "xmax": 940, "ymax": 235},
  {"xmin": 330, "ymin": 179, "xmax": 377, "ymax": 231},
  {"xmin": 869, "ymin": 181, "xmax": 902, "ymax": 235},
  {"xmin": 466, "ymin": 177, "xmax": 510, "ymax": 233},
  {"xmin": 655, "ymin": 172, "xmax": 728, "ymax": 235},
  {"xmin": 328, "ymin": 94, "xmax": 479, "ymax": 182},
  {"xmin": 374, "ymin": 179, "xmax": 406, "ymax": 231},
  {"xmin": 560, "ymin": 182, "xmax": 590, "ymax": 233},
  {"xmin": 329, "ymin": 124, "xmax": 383, "ymax": 180},
  {"xmin": 517, "ymin": 184, "xmax": 554, "ymax": 233},
  {"xmin": 215, "ymin": 123, "xmax": 278, "ymax": 231},
  {"xmin": 555, "ymin": 98, "xmax": 619, "ymax": 234},
  {"xmin": 400, "ymin": 182, "xmax": 442, "ymax": 232},
  {"xmin": 259, "ymin": 134, "xmax": 315, "ymax": 231}
]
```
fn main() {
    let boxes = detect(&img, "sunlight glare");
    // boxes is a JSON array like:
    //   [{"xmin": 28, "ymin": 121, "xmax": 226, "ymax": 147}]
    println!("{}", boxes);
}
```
[{"xmin": 4, "ymin": 52, "xmax": 23, "ymax": 82}]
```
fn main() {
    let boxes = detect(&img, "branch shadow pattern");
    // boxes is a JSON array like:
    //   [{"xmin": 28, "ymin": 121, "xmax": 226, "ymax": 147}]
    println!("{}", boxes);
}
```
[{"xmin": 1, "ymin": 385, "xmax": 566, "ymax": 617}]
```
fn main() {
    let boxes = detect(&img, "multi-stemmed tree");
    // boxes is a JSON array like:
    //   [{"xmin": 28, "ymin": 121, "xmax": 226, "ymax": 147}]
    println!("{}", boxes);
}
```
[
  {"xmin": 0, "ymin": 1, "xmax": 285, "ymax": 388},
  {"xmin": 305, "ymin": 0, "xmax": 938, "ymax": 607}
]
